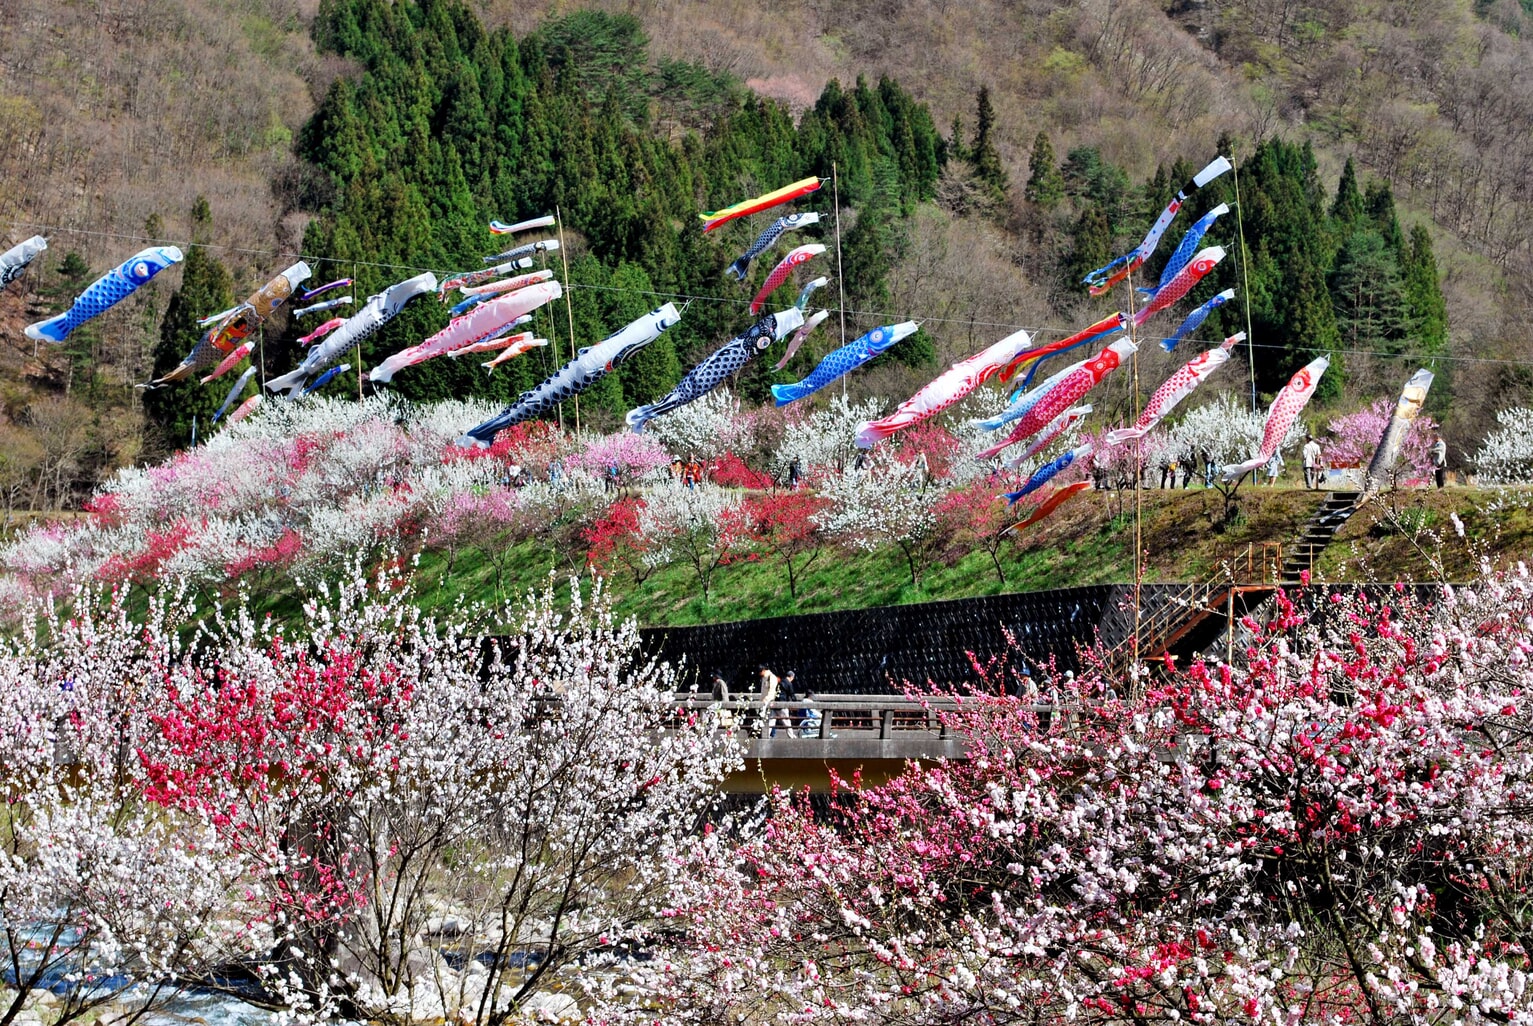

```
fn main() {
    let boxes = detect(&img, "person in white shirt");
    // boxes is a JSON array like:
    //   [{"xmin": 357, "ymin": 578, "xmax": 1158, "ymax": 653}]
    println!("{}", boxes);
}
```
[{"xmin": 1302, "ymin": 436, "xmax": 1323, "ymax": 489}]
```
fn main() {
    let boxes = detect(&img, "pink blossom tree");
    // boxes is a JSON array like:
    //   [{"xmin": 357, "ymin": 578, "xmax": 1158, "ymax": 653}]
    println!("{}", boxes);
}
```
[
  {"xmin": 651, "ymin": 574, "xmax": 1533, "ymax": 1024},
  {"xmin": 1326, "ymin": 398, "xmax": 1440, "ymax": 489},
  {"xmin": 564, "ymin": 430, "xmax": 670, "ymax": 483}
]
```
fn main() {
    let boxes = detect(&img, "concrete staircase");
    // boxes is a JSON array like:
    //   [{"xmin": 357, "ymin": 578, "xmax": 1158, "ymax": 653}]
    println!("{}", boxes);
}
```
[{"xmin": 1278, "ymin": 491, "xmax": 1359, "ymax": 585}]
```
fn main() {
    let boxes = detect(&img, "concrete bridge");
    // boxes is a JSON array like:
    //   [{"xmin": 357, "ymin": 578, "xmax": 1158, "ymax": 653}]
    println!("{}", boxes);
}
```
[{"xmin": 672, "ymin": 693, "xmax": 1018, "ymax": 793}]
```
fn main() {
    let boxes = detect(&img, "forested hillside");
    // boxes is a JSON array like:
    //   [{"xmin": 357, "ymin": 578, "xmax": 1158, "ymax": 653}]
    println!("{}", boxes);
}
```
[{"xmin": 0, "ymin": 0, "xmax": 1527, "ymax": 511}]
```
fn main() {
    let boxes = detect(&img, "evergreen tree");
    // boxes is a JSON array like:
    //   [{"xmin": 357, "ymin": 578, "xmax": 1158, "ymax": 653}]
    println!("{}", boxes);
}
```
[
  {"xmin": 1365, "ymin": 180, "xmax": 1407, "ymax": 261},
  {"xmin": 1022, "ymin": 131, "xmax": 1064, "ymax": 211},
  {"xmin": 947, "ymin": 114, "xmax": 966, "ymax": 163},
  {"xmin": 291, "ymin": 0, "xmax": 946, "ymax": 415},
  {"xmin": 1063, "ymin": 204, "xmax": 1112, "ymax": 289},
  {"xmin": 1330, "ymin": 228, "xmax": 1409, "ymax": 353},
  {"xmin": 1403, "ymin": 224, "xmax": 1449, "ymax": 355},
  {"xmin": 1060, "ymin": 147, "xmax": 1130, "ymax": 226},
  {"xmin": 41, "ymin": 252, "xmax": 99, "ymax": 398},
  {"xmin": 966, "ymin": 87, "xmax": 1008, "ymax": 206},
  {"xmin": 1330, "ymin": 157, "xmax": 1363, "ymax": 234},
  {"xmin": 143, "ymin": 199, "xmax": 235, "ymax": 447}
]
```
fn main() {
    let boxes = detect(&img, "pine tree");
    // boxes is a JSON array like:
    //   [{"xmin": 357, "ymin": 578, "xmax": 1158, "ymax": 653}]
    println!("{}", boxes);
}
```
[
  {"xmin": 1022, "ymin": 131, "xmax": 1064, "ymax": 211},
  {"xmin": 947, "ymin": 114, "xmax": 966, "ymax": 163},
  {"xmin": 1403, "ymin": 224, "xmax": 1448, "ymax": 356},
  {"xmin": 966, "ymin": 86, "xmax": 1009, "ymax": 206},
  {"xmin": 1330, "ymin": 157, "xmax": 1363, "ymax": 234},
  {"xmin": 1365, "ymin": 180, "xmax": 1407, "ymax": 261},
  {"xmin": 143, "ymin": 200, "xmax": 235, "ymax": 447},
  {"xmin": 1063, "ymin": 204, "xmax": 1112, "ymax": 289},
  {"xmin": 1330, "ymin": 228, "xmax": 1409, "ymax": 353},
  {"xmin": 1060, "ymin": 147, "xmax": 1130, "ymax": 225}
]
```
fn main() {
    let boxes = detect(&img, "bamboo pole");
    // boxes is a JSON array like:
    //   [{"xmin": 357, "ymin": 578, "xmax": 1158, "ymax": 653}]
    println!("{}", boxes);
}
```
[
  {"xmin": 1125, "ymin": 266, "xmax": 1143, "ymax": 688},
  {"xmin": 556, "ymin": 205, "xmax": 579, "ymax": 436},
  {"xmin": 833, "ymin": 164, "xmax": 847, "ymax": 398},
  {"xmin": 1231, "ymin": 144, "xmax": 1258, "ymax": 413}
]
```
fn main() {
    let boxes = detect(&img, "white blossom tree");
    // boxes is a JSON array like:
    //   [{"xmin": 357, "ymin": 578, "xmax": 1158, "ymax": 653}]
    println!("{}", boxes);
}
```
[
  {"xmin": 125, "ymin": 560, "xmax": 739, "ymax": 1024},
  {"xmin": 636, "ymin": 483, "xmax": 752, "ymax": 602},
  {"xmin": 817, "ymin": 454, "xmax": 943, "ymax": 588},
  {"xmin": 1475, "ymin": 407, "xmax": 1533, "ymax": 484},
  {"xmin": 0, "ymin": 584, "xmax": 251, "ymax": 1026},
  {"xmin": 769, "ymin": 394, "xmax": 884, "ymax": 480},
  {"xmin": 638, "ymin": 388, "xmax": 759, "ymax": 461}
]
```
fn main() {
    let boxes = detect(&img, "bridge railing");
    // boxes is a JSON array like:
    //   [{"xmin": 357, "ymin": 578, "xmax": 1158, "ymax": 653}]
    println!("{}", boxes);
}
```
[{"xmin": 668, "ymin": 693, "xmax": 1080, "ymax": 742}]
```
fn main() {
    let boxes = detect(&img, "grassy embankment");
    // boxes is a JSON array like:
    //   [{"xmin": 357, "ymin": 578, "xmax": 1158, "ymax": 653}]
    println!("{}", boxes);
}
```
[{"xmin": 362, "ymin": 485, "xmax": 1531, "ymax": 629}]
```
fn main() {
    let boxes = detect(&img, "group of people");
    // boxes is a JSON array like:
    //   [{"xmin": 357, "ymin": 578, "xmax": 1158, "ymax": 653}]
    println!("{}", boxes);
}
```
[
  {"xmin": 668, "ymin": 455, "xmax": 708, "ymax": 490},
  {"xmin": 707, "ymin": 665, "xmax": 820, "ymax": 737},
  {"xmin": 1295, "ymin": 433, "xmax": 1450, "ymax": 489},
  {"xmin": 1122, "ymin": 433, "xmax": 1454, "ymax": 491}
]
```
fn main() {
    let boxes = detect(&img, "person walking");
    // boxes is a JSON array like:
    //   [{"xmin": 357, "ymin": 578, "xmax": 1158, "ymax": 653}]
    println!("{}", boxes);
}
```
[
  {"xmin": 1302, "ymin": 436, "xmax": 1322, "ymax": 490},
  {"xmin": 1432, "ymin": 435, "xmax": 1448, "ymax": 489},
  {"xmin": 788, "ymin": 456, "xmax": 802, "ymax": 490},
  {"xmin": 756, "ymin": 664, "xmax": 780, "ymax": 736},
  {"xmin": 1264, "ymin": 451, "xmax": 1284, "ymax": 487}
]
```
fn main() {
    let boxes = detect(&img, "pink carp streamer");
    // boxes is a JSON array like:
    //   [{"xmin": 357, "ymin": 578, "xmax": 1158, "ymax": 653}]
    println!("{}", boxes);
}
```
[
  {"xmin": 1003, "ymin": 481, "xmax": 1092, "ymax": 534},
  {"xmin": 774, "ymin": 309, "xmax": 830, "ymax": 370},
  {"xmin": 459, "ymin": 268, "xmax": 555, "ymax": 297},
  {"xmin": 750, "ymin": 245, "xmax": 825, "ymax": 315},
  {"xmin": 1004, "ymin": 404, "xmax": 1092, "ymax": 467},
  {"xmin": 1104, "ymin": 334, "xmax": 1240, "ymax": 447},
  {"xmin": 449, "ymin": 329, "xmax": 532, "ymax": 359},
  {"xmin": 225, "ymin": 394, "xmax": 262, "ymax": 425},
  {"xmin": 976, "ymin": 339, "xmax": 1136, "ymax": 461},
  {"xmin": 369, "ymin": 281, "xmax": 561, "ymax": 384},
  {"xmin": 1128, "ymin": 247, "xmax": 1225, "ymax": 328},
  {"xmin": 482, "ymin": 337, "xmax": 548, "ymax": 373},
  {"xmin": 856, "ymin": 329, "xmax": 1033, "ymax": 449},
  {"xmin": 298, "ymin": 318, "xmax": 346, "ymax": 346},
  {"xmin": 200, "ymin": 340, "xmax": 254, "ymax": 384},
  {"xmin": 1221, "ymin": 355, "xmax": 1331, "ymax": 483}
]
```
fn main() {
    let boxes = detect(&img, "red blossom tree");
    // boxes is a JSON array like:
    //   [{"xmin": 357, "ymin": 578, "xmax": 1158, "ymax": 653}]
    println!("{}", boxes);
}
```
[
  {"xmin": 744, "ymin": 491, "xmax": 830, "ymax": 600},
  {"xmin": 894, "ymin": 422, "xmax": 964, "ymax": 482},
  {"xmin": 710, "ymin": 451, "xmax": 775, "ymax": 490},
  {"xmin": 935, "ymin": 482, "xmax": 1014, "ymax": 583},
  {"xmin": 582, "ymin": 495, "xmax": 658, "ymax": 585}
]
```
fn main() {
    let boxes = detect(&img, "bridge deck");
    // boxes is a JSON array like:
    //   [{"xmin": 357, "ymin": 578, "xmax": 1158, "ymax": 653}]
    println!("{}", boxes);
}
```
[{"xmin": 672, "ymin": 694, "xmax": 1066, "ymax": 792}]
